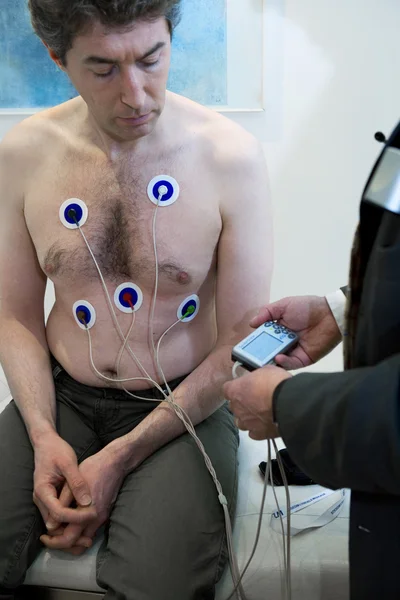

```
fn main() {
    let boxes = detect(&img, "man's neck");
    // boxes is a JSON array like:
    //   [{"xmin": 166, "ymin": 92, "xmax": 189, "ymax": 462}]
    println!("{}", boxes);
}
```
[{"xmin": 83, "ymin": 103, "xmax": 168, "ymax": 163}]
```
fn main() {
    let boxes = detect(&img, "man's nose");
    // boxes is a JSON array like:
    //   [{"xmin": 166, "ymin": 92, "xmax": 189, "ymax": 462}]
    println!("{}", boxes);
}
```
[{"xmin": 120, "ymin": 68, "xmax": 146, "ymax": 110}]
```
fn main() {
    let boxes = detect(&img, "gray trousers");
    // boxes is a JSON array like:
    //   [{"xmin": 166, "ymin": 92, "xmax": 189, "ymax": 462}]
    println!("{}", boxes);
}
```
[{"xmin": 0, "ymin": 360, "xmax": 239, "ymax": 600}]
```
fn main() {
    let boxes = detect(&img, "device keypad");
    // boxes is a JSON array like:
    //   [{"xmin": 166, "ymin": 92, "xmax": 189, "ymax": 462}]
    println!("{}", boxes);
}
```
[{"xmin": 264, "ymin": 321, "xmax": 295, "ymax": 339}]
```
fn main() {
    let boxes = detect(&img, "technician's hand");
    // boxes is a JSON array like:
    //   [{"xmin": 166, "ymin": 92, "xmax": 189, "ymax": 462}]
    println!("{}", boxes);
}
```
[
  {"xmin": 40, "ymin": 450, "xmax": 125, "ymax": 554},
  {"xmin": 33, "ymin": 432, "xmax": 97, "ymax": 533},
  {"xmin": 251, "ymin": 295, "xmax": 342, "ymax": 370},
  {"xmin": 223, "ymin": 366, "xmax": 292, "ymax": 440}
]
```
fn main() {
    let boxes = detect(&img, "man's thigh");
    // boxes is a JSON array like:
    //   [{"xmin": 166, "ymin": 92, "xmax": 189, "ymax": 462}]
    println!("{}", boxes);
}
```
[
  {"xmin": 0, "ymin": 398, "xmax": 101, "ymax": 591},
  {"xmin": 97, "ymin": 405, "xmax": 239, "ymax": 600}
]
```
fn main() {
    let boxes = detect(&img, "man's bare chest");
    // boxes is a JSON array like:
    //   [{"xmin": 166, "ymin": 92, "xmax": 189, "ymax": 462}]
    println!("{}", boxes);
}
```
[{"xmin": 25, "ymin": 155, "xmax": 221, "ymax": 291}]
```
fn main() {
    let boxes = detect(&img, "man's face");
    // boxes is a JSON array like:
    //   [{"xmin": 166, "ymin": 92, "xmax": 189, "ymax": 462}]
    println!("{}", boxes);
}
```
[{"xmin": 63, "ymin": 17, "xmax": 172, "ymax": 142}]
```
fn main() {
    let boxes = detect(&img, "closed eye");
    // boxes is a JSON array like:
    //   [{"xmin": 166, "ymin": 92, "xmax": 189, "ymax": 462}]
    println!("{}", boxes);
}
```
[
  {"xmin": 94, "ymin": 66, "xmax": 116, "ymax": 78},
  {"xmin": 141, "ymin": 58, "xmax": 160, "ymax": 69}
]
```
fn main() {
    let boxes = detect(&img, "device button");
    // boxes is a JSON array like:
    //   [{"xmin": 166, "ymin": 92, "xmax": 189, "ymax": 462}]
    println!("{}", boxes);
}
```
[{"xmin": 288, "ymin": 333, "xmax": 296, "ymax": 339}]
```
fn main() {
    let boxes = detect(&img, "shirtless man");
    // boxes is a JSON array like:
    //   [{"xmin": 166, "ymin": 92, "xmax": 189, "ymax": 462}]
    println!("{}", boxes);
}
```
[{"xmin": 0, "ymin": 1, "xmax": 272, "ymax": 598}]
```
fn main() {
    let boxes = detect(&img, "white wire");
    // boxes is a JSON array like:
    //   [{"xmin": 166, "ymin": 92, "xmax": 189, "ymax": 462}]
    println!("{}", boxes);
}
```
[
  {"xmin": 225, "ymin": 440, "xmax": 270, "ymax": 600},
  {"xmin": 76, "ymin": 223, "xmax": 156, "ymax": 384},
  {"xmin": 269, "ymin": 444, "xmax": 288, "ymax": 598},
  {"xmin": 149, "ymin": 197, "xmax": 161, "ymax": 371},
  {"xmin": 75, "ymin": 202, "xmax": 246, "ymax": 598},
  {"xmin": 77, "ymin": 206, "xmax": 240, "ymax": 526},
  {"xmin": 232, "ymin": 361, "xmax": 243, "ymax": 379},
  {"xmin": 84, "ymin": 315, "xmax": 172, "ymax": 402},
  {"xmin": 148, "ymin": 197, "xmax": 245, "ymax": 599},
  {"xmin": 229, "ymin": 362, "xmax": 292, "ymax": 600},
  {"xmin": 115, "ymin": 308, "xmax": 136, "ymax": 384},
  {"xmin": 273, "ymin": 440, "xmax": 292, "ymax": 600}
]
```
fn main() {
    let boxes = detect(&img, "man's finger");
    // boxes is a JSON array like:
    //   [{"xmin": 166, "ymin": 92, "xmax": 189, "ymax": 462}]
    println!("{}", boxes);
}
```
[
  {"xmin": 47, "ymin": 527, "xmax": 66, "ymax": 537},
  {"xmin": 45, "ymin": 483, "xmax": 74, "ymax": 531},
  {"xmin": 83, "ymin": 521, "xmax": 101, "ymax": 541},
  {"xmin": 41, "ymin": 535, "xmax": 93, "ymax": 552},
  {"xmin": 63, "ymin": 464, "xmax": 92, "ymax": 507},
  {"xmin": 59, "ymin": 483, "xmax": 74, "ymax": 507},
  {"xmin": 34, "ymin": 494, "xmax": 50, "ymax": 527},
  {"xmin": 36, "ymin": 483, "xmax": 97, "ymax": 524},
  {"xmin": 40, "ymin": 523, "xmax": 90, "ymax": 550}
]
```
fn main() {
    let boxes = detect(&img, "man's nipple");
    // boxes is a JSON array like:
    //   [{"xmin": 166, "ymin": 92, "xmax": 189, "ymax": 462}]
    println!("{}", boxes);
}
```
[{"xmin": 177, "ymin": 271, "xmax": 191, "ymax": 285}]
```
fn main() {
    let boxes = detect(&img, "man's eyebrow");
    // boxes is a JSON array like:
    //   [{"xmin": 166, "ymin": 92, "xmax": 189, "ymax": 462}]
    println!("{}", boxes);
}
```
[
  {"xmin": 83, "ymin": 42, "xmax": 166, "ymax": 65},
  {"xmin": 140, "ymin": 41, "xmax": 166, "ymax": 60}
]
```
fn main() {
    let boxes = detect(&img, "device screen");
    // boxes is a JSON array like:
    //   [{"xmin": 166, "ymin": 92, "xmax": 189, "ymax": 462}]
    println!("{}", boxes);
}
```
[{"xmin": 243, "ymin": 332, "xmax": 282, "ymax": 361}]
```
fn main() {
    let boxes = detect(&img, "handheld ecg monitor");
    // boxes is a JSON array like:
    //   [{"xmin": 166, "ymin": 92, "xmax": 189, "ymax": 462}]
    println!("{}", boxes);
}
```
[{"xmin": 232, "ymin": 321, "xmax": 299, "ymax": 371}]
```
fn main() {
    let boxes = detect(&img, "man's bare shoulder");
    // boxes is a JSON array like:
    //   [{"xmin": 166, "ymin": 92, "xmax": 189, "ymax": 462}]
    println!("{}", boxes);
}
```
[
  {"xmin": 0, "ymin": 98, "xmax": 81, "ymax": 182},
  {"xmin": 167, "ymin": 92, "xmax": 261, "ymax": 167}
]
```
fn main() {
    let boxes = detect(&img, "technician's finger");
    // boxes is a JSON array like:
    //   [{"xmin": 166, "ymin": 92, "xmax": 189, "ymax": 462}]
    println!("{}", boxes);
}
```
[
  {"xmin": 250, "ymin": 305, "xmax": 282, "ymax": 329},
  {"xmin": 249, "ymin": 429, "xmax": 268, "ymax": 441},
  {"xmin": 274, "ymin": 349, "xmax": 309, "ymax": 371},
  {"xmin": 235, "ymin": 417, "xmax": 250, "ymax": 432},
  {"xmin": 223, "ymin": 379, "xmax": 241, "ymax": 402}
]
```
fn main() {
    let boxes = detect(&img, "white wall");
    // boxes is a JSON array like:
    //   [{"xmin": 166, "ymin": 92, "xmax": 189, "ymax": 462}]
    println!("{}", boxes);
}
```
[{"xmin": 1, "ymin": 0, "xmax": 399, "ymax": 376}]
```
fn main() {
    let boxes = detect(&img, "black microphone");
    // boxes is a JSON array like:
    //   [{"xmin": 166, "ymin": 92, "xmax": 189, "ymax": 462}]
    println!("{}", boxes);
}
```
[{"xmin": 374, "ymin": 131, "xmax": 387, "ymax": 143}]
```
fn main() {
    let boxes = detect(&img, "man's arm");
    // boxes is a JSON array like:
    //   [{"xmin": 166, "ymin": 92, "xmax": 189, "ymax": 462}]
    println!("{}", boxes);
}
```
[
  {"xmin": 0, "ymin": 128, "xmax": 56, "ymax": 443},
  {"xmin": 0, "ymin": 127, "xmax": 95, "ymax": 527},
  {"xmin": 274, "ymin": 354, "xmax": 400, "ymax": 494},
  {"xmin": 106, "ymin": 128, "xmax": 273, "ymax": 472}
]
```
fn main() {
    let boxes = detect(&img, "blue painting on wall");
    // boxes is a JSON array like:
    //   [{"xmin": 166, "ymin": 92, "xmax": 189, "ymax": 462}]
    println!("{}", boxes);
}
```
[{"xmin": 0, "ymin": 0, "xmax": 227, "ymax": 109}]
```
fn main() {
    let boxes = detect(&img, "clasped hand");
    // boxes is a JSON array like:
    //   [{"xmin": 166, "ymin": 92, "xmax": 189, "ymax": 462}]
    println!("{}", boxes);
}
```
[{"xmin": 34, "ymin": 433, "xmax": 124, "ymax": 555}]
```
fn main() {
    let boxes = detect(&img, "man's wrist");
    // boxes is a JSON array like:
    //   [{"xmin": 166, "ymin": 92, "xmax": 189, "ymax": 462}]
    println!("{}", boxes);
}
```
[
  {"xmin": 104, "ymin": 436, "xmax": 142, "ymax": 474},
  {"xmin": 30, "ymin": 421, "xmax": 58, "ymax": 448}
]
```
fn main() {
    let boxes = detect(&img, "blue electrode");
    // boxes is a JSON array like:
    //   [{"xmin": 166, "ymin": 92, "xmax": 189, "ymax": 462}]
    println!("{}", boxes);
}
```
[
  {"xmin": 60, "ymin": 198, "xmax": 88, "ymax": 229},
  {"xmin": 73, "ymin": 300, "xmax": 96, "ymax": 330},
  {"xmin": 147, "ymin": 175, "xmax": 180, "ymax": 207},
  {"xmin": 114, "ymin": 283, "xmax": 144, "ymax": 313},
  {"xmin": 177, "ymin": 295, "xmax": 200, "ymax": 322}
]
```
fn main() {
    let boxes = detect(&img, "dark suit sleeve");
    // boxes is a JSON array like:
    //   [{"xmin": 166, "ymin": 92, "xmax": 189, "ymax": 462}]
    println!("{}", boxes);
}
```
[{"xmin": 273, "ymin": 353, "xmax": 400, "ymax": 494}]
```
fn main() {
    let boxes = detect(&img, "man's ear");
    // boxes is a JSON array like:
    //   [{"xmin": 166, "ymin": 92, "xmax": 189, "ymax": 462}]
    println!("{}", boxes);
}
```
[{"xmin": 42, "ymin": 41, "xmax": 66, "ymax": 71}]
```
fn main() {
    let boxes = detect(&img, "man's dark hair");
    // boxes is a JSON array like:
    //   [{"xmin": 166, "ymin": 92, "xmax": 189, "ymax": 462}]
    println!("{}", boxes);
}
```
[{"xmin": 28, "ymin": 0, "xmax": 182, "ymax": 65}]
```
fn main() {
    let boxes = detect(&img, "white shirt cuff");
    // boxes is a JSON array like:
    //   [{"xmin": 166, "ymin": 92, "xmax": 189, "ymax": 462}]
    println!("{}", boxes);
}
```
[{"xmin": 325, "ymin": 290, "xmax": 347, "ymax": 337}]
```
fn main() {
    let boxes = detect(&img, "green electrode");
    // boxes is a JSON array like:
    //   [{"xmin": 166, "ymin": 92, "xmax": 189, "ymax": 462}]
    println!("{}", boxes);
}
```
[{"xmin": 181, "ymin": 305, "xmax": 196, "ymax": 319}]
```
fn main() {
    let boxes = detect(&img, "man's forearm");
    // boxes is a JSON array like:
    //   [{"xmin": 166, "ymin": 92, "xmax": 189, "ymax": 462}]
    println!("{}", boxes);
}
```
[
  {"xmin": 105, "ymin": 344, "xmax": 233, "ymax": 473},
  {"xmin": 0, "ymin": 317, "xmax": 56, "ymax": 445}
]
